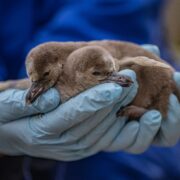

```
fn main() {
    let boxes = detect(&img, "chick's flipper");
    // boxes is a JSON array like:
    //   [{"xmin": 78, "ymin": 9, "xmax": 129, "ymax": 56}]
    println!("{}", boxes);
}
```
[{"xmin": 117, "ymin": 105, "xmax": 147, "ymax": 119}]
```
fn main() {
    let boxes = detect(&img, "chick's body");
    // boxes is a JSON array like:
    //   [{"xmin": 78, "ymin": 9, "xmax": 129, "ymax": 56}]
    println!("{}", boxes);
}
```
[{"xmin": 0, "ymin": 40, "xmax": 178, "ymax": 119}]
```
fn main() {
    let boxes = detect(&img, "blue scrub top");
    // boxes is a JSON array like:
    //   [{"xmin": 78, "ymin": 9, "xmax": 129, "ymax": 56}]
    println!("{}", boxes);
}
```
[{"xmin": 0, "ymin": 0, "xmax": 180, "ymax": 179}]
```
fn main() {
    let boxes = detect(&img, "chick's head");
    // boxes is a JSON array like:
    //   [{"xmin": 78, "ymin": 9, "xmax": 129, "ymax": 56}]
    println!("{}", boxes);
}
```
[
  {"xmin": 25, "ymin": 45, "xmax": 63, "ymax": 104},
  {"xmin": 64, "ymin": 46, "xmax": 117, "ymax": 89}
]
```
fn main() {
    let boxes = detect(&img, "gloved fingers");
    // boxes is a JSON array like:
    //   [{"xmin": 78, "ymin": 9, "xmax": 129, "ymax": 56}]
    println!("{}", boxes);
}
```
[
  {"xmin": 125, "ymin": 110, "xmax": 161, "ymax": 154},
  {"xmin": 105, "ymin": 120, "xmax": 139, "ymax": 152},
  {"xmin": 0, "ymin": 106, "xmax": 123, "ymax": 161},
  {"xmin": 59, "ymin": 102, "xmax": 124, "ymax": 151},
  {"xmin": 0, "ymin": 119, "xmax": 74, "ymax": 160},
  {"xmin": 82, "ymin": 118, "xmax": 125, "ymax": 154},
  {"xmin": 28, "ymin": 104, "xmax": 125, "ymax": 161},
  {"xmin": 153, "ymin": 94, "xmax": 180, "ymax": 146},
  {"xmin": 141, "ymin": 44, "xmax": 160, "ymax": 56},
  {"xmin": 105, "ymin": 111, "xmax": 161, "ymax": 152},
  {"xmin": 25, "ymin": 102, "xmax": 125, "ymax": 160},
  {"xmin": 153, "ymin": 72, "xmax": 180, "ymax": 146},
  {"xmin": 56, "ymin": 105, "xmax": 115, "ymax": 145},
  {"xmin": 5, "ymin": 101, "xmax": 125, "ymax": 159},
  {"xmin": 74, "ymin": 120, "xmax": 122, "ymax": 160},
  {"xmin": 55, "ymin": 117, "xmax": 125, "ymax": 161},
  {"xmin": 0, "ymin": 119, "xmax": 31, "ymax": 155},
  {"xmin": 173, "ymin": 72, "xmax": 180, "ymax": 89},
  {"xmin": 0, "ymin": 88, "xmax": 60, "ymax": 124},
  {"xmin": 31, "ymin": 73, "xmax": 137, "ymax": 135}
]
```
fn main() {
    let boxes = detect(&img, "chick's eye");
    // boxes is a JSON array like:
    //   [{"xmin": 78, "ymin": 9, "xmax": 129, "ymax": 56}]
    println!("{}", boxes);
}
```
[
  {"xmin": 92, "ymin": 71, "xmax": 102, "ymax": 76},
  {"xmin": 43, "ymin": 71, "xmax": 50, "ymax": 76}
]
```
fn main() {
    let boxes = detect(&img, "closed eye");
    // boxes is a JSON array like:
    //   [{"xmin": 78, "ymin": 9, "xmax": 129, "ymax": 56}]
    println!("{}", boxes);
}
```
[
  {"xmin": 43, "ymin": 71, "xmax": 50, "ymax": 76},
  {"xmin": 92, "ymin": 71, "xmax": 102, "ymax": 76}
]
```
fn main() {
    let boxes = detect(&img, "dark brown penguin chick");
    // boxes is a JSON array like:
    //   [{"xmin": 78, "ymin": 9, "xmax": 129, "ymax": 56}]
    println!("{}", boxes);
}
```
[{"xmin": 0, "ymin": 40, "xmax": 179, "ymax": 119}]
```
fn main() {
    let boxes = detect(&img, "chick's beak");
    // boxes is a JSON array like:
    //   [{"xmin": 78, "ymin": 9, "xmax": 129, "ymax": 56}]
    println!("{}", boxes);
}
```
[
  {"xmin": 107, "ymin": 72, "xmax": 133, "ymax": 87},
  {"xmin": 26, "ymin": 81, "xmax": 45, "ymax": 104}
]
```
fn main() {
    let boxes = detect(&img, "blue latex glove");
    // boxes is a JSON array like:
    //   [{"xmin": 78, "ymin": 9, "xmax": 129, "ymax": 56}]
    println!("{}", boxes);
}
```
[
  {"xmin": 0, "ymin": 70, "xmax": 139, "ymax": 161},
  {"xmin": 152, "ymin": 72, "xmax": 180, "ymax": 147}
]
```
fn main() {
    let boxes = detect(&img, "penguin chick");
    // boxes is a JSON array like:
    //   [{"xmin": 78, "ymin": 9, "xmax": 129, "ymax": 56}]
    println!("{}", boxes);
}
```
[
  {"xmin": 24, "ymin": 43, "xmax": 64, "ymax": 103},
  {"xmin": 56, "ymin": 46, "xmax": 133, "ymax": 103}
]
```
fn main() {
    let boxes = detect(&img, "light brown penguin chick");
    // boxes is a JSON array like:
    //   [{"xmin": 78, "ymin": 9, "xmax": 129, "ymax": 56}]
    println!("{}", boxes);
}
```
[
  {"xmin": 56, "ymin": 46, "xmax": 133, "ymax": 103},
  {"xmin": 25, "ymin": 43, "xmax": 64, "ymax": 103}
]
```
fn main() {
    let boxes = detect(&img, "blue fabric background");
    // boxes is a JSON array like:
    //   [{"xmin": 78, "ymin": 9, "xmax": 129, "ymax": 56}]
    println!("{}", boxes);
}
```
[{"xmin": 0, "ymin": 0, "xmax": 180, "ymax": 179}]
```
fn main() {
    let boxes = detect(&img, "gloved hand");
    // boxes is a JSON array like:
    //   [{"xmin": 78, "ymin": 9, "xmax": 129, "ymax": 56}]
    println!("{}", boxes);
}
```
[
  {"xmin": 105, "ymin": 72, "xmax": 180, "ymax": 154},
  {"xmin": 152, "ymin": 72, "xmax": 180, "ymax": 147},
  {"xmin": 140, "ymin": 45, "xmax": 180, "ymax": 147},
  {"xmin": 0, "ymin": 69, "xmax": 139, "ymax": 161},
  {"xmin": 107, "ymin": 44, "xmax": 180, "ymax": 153}
]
